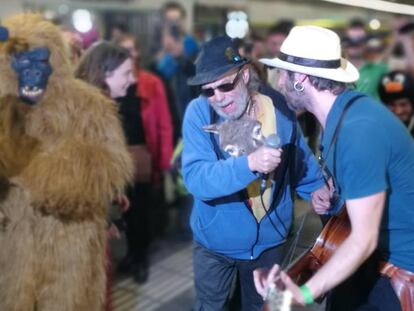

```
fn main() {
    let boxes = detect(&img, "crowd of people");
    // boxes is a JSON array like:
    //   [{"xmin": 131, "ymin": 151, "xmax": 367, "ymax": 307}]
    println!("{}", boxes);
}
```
[{"xmin": 20, "ymin": 2, "xmax": 414, "ymax": 310}]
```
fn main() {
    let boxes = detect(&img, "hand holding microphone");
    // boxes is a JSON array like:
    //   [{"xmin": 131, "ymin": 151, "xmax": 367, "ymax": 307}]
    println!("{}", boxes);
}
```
[{"xmin": 247, "ymin": 133, "xmax": 282, "ymax": 193}]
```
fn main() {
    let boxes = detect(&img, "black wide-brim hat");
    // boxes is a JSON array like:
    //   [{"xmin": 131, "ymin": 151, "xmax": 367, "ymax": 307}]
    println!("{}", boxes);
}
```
[{"xmin": 187, "ymin": 36, "xmax": 249, "ymax": 86}]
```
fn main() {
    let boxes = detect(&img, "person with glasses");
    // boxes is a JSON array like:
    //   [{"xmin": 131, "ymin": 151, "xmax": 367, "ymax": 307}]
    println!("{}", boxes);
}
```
[
  {"xmin": 182, "ymin": 35, "xmax": 330, "ymax": 311},
  {"xmin": 255, "ymin": 26, "xmax": 414, "ymax": 311}
]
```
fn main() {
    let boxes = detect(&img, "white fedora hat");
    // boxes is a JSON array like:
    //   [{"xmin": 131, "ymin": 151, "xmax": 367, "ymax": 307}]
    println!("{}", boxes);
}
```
[{"xmin": 259, "ymin": 25, "xmax": 359, "ymax": 83}]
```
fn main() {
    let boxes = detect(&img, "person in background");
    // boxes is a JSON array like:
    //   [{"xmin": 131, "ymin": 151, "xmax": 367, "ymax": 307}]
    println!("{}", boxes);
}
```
[
  {"xmin": 265, "ymin": 20, "xmax": 294, "ymax": 91},
  {"xmin": 110, "ymin": 22, "xmax": 128, "ymax": 43},
  {"xmin": 256, "ymin": 25, "xmax": 414, "ymax": 311},
  {"xmin": 161, "ymin": 1, "xmax": 198, "ymax": 60},
  {"xmin": 342, "ymin": 19, "xmax": 388, "ymax": 99},
  {"xmin": 75, "ymin": 42, "xmax": 149, "ymax": 291},
  {"xmin": 379, "ymin": 70, "xmax": 414, "ymax": 137},
  {"xmin": 151, "ymin": 2, "xmax": 199, "ymax": 144},
  {"xmin": 182, "ymin": 35, "xmax": 331, "ymax": 311},
  {"xmin": 265, "ymin": 20, "xmax": 294, "ymax": 59},
  {"xmin": 156, "ymin": 26, "xmax": 198, "ymax": 142},
  {"xmin": 75, "ymin": 42, "xmax": 135, "ymax": 100},
  {"xmin": 116, "ymin": 34, "xmax": 174, "ymax": 191},
  {"xmin": 237, "ymin": 35, "xmax": 269, "ymax": 85},
  {"xmin": 115, "ymin": 34, "xmax": 175, "ymax": 254},
  {"xmin": 242, "ymin": 33, "xmax": 267, "ymax": 60}
]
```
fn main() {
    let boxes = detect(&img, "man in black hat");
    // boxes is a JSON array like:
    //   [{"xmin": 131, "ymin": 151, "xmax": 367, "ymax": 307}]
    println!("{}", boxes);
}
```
[{"xmin": 181, "ymin": 35, "xmax": 330, "ymax": 310}]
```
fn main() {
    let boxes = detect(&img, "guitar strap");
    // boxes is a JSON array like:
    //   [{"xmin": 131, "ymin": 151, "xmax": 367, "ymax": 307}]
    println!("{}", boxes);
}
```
[{"xmin": 319, "ymin": 94, "xmax": 365, "ymax": 202}]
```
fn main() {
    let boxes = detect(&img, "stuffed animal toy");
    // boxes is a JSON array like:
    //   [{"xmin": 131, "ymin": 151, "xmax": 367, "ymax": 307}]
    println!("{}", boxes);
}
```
[
  {"xmin": 203, "ymin": 115, "xmax": 266, "ymax": 157},
  {"xmin": 0, "ymin": 14, "xmax": 132, "ymax": 311}
]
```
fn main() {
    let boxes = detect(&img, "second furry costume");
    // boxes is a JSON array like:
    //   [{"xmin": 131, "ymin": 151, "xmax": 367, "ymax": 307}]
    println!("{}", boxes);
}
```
[{"xmin": 0, "ymin": 14, "xmax": 132, "ymax": 311}]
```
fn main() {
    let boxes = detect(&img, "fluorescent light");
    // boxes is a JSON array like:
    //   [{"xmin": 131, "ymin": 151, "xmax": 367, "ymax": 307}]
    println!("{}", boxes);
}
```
[{"xmin": 321, "ymin": 0, "xmax": 414, "ymax": 16}]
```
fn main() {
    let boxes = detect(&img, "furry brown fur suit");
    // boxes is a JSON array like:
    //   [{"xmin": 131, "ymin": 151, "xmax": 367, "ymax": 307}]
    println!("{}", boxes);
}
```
[{"xmin": 0, "ymin": 14, "xmax": 133, "ymax": 311}]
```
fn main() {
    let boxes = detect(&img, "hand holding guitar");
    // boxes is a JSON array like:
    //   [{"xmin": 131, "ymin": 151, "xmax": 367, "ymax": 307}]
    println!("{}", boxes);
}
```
[
  {"xmin": 311, "ymin": 178, "xmax": 335, "ymax": 215},
  {"xmin": 253, "ymin": 207, "xmax": 352, "ymax": 311},
  {"xmin": 254, "ymin": 264, "xmax": 308, "ymax": 308}
]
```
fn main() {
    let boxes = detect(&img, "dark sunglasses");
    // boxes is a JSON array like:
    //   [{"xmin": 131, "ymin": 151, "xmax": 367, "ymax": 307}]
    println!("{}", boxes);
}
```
[{"xmin": 201, "ymin": 71, "xmax": 242, "ymax": 98}]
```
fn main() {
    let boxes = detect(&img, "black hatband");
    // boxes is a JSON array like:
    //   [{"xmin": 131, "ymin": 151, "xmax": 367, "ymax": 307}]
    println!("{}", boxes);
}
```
[{"xmin": 279, "ymin": 52, "xmax": 341, "ymax": 69}]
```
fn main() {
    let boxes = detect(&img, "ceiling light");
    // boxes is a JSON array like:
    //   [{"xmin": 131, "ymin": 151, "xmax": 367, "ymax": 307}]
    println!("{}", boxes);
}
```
[
  {"xmin": 369, "ymin": 19, "xmax": 381, "ymax": 30},
  {"xmin": 321, "ymin": 0, "xmax": 414, "ymax": 16},
  {"xmin": 72, "ymin": 9, "xmax": 93, "ymax": 33}
]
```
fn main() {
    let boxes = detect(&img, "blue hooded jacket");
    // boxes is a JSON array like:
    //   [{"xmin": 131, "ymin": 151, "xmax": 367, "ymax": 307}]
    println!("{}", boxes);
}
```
[{"xmin": 182, "ymin": 86, "xmax": 324, "ymax": 259}]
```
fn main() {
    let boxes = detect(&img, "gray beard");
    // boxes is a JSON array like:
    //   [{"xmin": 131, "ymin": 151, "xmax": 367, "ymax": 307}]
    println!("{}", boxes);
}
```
[{"xmin": 213, "ymin": 99, "xmax": 249, "ymax": 121}]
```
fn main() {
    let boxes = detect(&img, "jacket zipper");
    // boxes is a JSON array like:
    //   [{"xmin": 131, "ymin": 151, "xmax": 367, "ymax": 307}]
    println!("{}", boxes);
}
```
[{"xmin": 242, "ymin": 191, "xmax": 261, "ymax": 260}]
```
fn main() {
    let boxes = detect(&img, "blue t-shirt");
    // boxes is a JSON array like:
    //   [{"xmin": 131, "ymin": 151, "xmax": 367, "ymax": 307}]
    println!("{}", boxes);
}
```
[{"xmin": 321, "ymin": 89, "xmax": 414, "ymax": 272}]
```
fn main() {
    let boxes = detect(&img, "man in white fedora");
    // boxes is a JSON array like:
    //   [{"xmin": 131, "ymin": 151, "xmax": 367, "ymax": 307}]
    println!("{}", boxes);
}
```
[{"xmin": 254, "ymin": 25, "xmax": 414, "ymax": 311}]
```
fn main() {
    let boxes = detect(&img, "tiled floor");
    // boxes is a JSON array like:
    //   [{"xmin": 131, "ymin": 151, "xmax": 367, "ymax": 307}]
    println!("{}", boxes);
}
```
[
  {"xmin": 112, "ymin": 245, "xmax": 193, "ymax": 311},
  {"xmin": 111, "ymin": 200, "xmax": 326, "ymax": 311}
]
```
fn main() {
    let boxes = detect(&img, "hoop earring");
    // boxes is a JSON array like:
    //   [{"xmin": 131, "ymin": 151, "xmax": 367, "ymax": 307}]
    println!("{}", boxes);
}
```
[{"xmin": 294, "ymin": 81, "xmax": 304, "ymax": 92}]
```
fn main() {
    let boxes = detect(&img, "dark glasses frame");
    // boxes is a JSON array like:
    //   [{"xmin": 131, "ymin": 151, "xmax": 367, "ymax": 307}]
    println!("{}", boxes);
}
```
[{"xmin": 200, "ymin": 70, "xmax": 242, "ymax": 98}]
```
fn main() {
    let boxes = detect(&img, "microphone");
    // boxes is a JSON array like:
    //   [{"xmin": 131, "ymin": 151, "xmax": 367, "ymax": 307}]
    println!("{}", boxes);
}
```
[
  {"xmin": 0, "ymin": 26, "xmax": 9, "ymax": 42},
  {"xmin": 260, "ymin": 133, "xmax": 281, "ymax": 194}
]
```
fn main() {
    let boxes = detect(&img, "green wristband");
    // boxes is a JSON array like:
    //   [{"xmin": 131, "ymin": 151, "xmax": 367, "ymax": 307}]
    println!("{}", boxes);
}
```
[{"xmin": 299, "ymin": 285, "xmax": 314, "ymax": 305}]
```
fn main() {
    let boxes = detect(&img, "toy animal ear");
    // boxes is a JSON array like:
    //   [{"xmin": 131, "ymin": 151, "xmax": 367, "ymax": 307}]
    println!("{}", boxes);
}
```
[{"xmin": 203, "ymin": 124, "xmax": 220, "ymax": 134}]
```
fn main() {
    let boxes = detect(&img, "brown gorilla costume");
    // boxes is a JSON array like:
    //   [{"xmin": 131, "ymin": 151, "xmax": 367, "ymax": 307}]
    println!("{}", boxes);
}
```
[{"xmin": 0, "ymin": 14, "xmax": 133, "ymax": 311}]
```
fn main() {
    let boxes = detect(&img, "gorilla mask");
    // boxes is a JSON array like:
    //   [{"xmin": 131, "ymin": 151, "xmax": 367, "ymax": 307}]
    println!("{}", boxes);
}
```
[{"xmin": 11, "ymin": 47, "xmax": 52, "ymax": 105}]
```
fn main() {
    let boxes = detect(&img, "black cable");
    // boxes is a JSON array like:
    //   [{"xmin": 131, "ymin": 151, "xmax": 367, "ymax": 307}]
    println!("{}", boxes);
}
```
[{"xmin": 260, "ymin": 191, "xmax": 286, "ymax": 240}]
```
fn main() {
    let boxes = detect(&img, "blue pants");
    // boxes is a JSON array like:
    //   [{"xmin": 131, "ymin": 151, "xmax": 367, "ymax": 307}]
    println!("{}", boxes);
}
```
[{"xmin": 192, "ymin": 242, "xmax": 285, "ymax": 311}]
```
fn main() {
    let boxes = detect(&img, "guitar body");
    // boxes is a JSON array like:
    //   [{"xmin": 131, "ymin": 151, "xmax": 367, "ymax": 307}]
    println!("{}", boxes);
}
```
[
  {"xmin": 288, "ymin": 208, "xmax": 351, "ymax": 285},
  {"xmin": 264, "ymin": 208, "xmax": 351, "ymax": 311}
]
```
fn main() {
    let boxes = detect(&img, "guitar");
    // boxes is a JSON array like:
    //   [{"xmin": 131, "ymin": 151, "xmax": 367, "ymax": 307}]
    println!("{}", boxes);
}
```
[{"xmin": 264, "ymin": 208, "xmax": 351, "ymax": 311}]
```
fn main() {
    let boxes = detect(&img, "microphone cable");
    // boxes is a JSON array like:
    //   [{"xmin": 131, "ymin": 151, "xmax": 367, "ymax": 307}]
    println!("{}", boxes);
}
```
[{"xmin": 260, "ymin": 191, "xmax": 287, "ymax": 240}]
